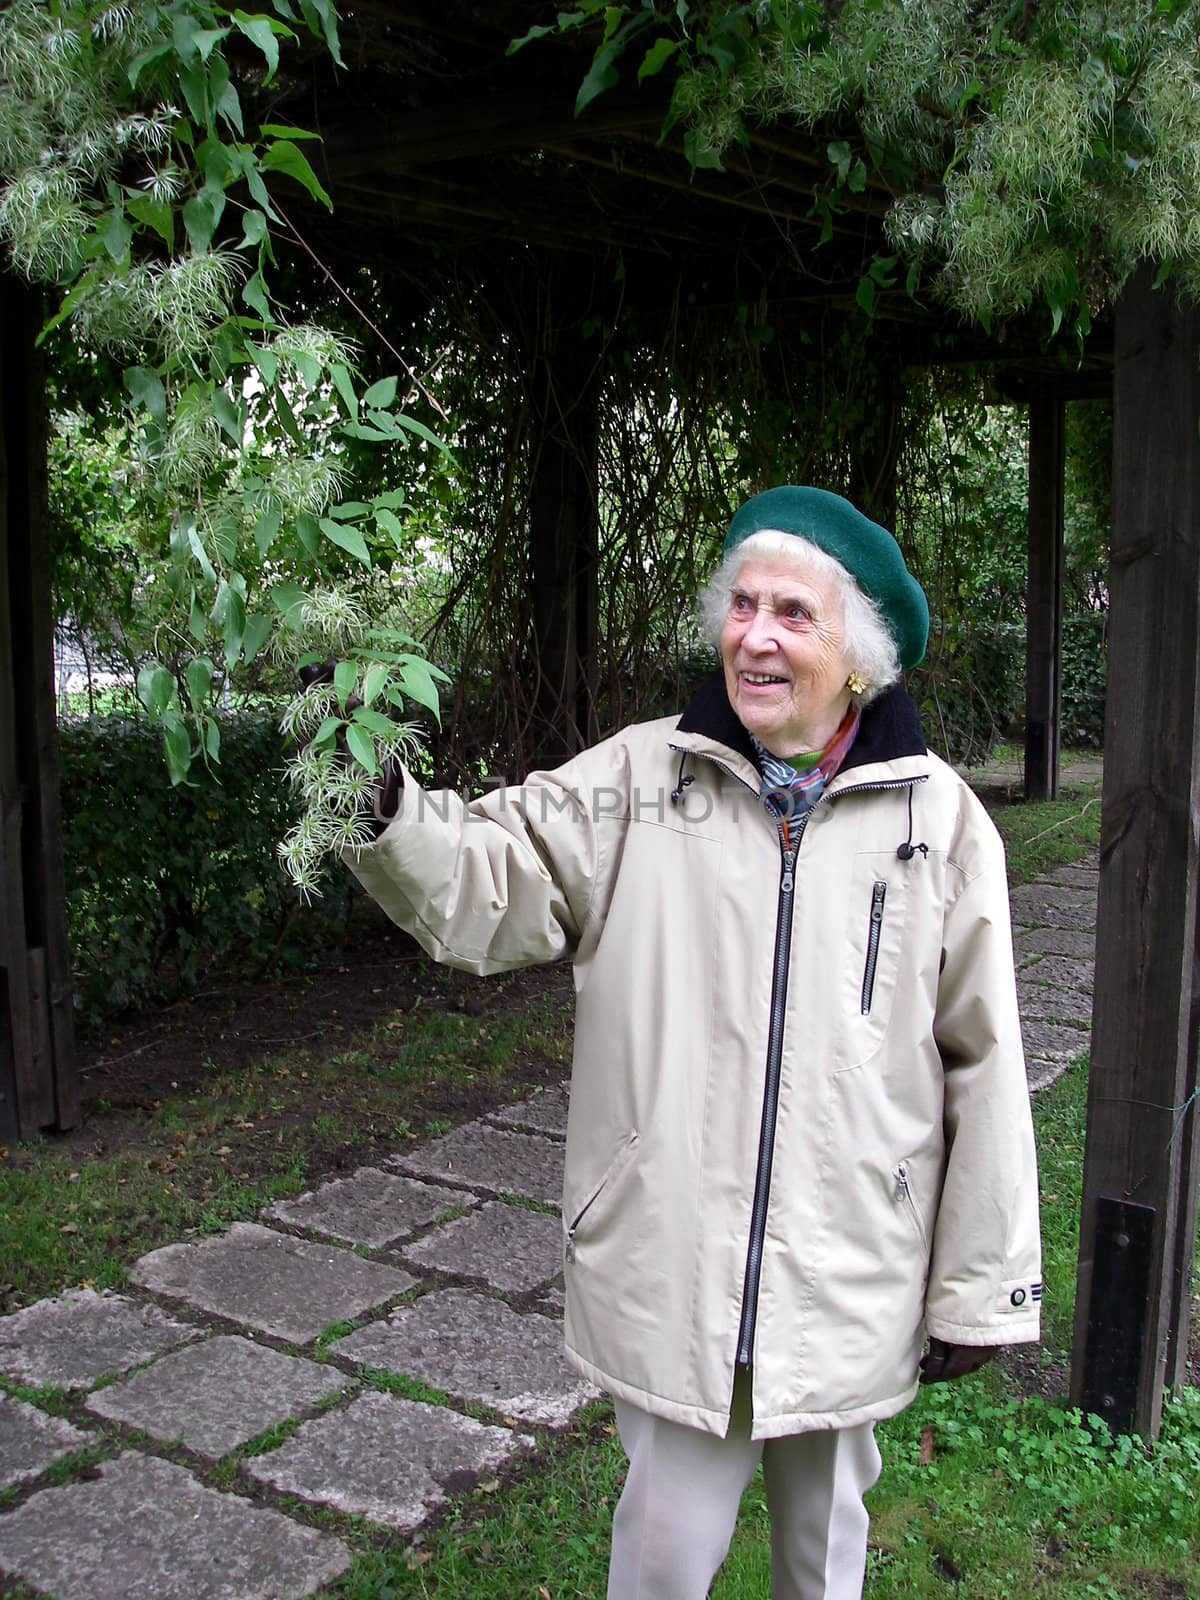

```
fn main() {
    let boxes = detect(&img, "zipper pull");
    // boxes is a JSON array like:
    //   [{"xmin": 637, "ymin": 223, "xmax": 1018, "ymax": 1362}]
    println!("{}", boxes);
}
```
[
  {"xmin": 894, "ymin": 1163, "xmax": 909, "ymax": 1202},
  {"xmin": 781, "ymin": 849, "xmax": 796, "ymax": 893},
  {"xmin": 871, "ymin": 881, "xmax": 886, "ymax": 925},
  {"xmin": 565, "ymin": 1230, "xmax": 576, "ymax": 1264}
]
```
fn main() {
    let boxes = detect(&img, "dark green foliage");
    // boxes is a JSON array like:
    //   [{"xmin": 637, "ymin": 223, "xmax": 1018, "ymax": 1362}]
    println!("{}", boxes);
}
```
[
  {"xmin": 1060, "ymin": 613, "xmax": 1107, "ymax": 749},
  {"xmin": 59, "ymin": 712, "xmax": 352, "ymax": 1018}
]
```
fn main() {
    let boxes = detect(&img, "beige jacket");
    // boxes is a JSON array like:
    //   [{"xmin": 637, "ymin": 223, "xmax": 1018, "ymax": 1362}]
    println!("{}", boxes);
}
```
[{"xmin": 347, "ymin": 677, "xmax": 1042, "ymax": 1440}]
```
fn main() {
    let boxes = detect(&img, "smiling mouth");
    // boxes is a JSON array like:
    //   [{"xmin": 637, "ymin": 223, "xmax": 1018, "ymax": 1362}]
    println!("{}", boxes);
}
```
[{"xmin": 741, "ymin": 672, "xmax": 788, "ymax": 686}]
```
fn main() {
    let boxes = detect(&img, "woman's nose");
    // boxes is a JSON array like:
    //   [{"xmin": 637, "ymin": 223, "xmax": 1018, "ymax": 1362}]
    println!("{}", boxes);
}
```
[{"xmin": 743, "ymin": 606, "xmax": 778, "ymax": 651}]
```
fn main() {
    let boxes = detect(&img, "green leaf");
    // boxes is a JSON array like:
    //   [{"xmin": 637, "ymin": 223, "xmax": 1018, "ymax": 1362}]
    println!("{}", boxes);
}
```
[
  {"xmin": 507, "ymin": 23, "xmax": 557, "ymax": 53},
  {"xmin": 344, "ymin": 721, "xmax": 378, "ymax": 775},
  {"xmin": 183, "ymin": 189, "xmax": 225, "ymax": 253},
  {"xmin": 334, "ymin": 658, "xmax": 359, "ymax": 710},
  {"xmin": 232, "ymin": 11, "xmax": 291, "ymax": 81},
  {"xmin": 261, "ymin": 139, "xmax": 332, "ymax": 209},
  {"xmin": 638, "ymin": 36, "xmax": 679, "ymax": 80},
  {"xmin": 399, "ymin": 660, "xmax": 445, "ymax": 724},
  {"xmin": 296, "ymin": 512, "xmax": 320, "ymax": 555},
  {"xmin": 827, "ymin": 140, "xmax": 851, "ymax": 182},
  {"xmin": 238, "ymin": 208, "xmax": 269, "ymax": 249},
  {"xmin": 253, "ymin": 503, "xmax": 282, "ymax": 555},
  {"xmin": 330, "ymin": 362, "xmax": 358, "ymax": 420},
  {"xmin": 329, "ymin": 501, "xmax": 371, "ymax": 520},
  {"xmin": 375, "ymin": 487, "xmax": 407, "ymax": 511},
  {"xmin": 124, "ymin": 366, "xmax": 167, "ymax": 422},
  {"xmin": 187, "ymin": 527, "xmax": 217, "ymax": 582},
  {"xmin": 138, "ymin": 664, "xmax": 177, "ymax": 717},
  {"xmin": 203, "ymin": 716, "xmax": 222, "ymax": 761},
  {"xmin": 211, "ymin": 387, "xmax": 242, "ymax": 444},
  {"xmin": 362, "ymin": 374, "xmax": 398, "ymax": 409},
  {"xmin": 848, "ymin": 158, "xmax": 867, "ymax": 194},
  {"xmin": 375, "ymin": 506, "xmax": 407, "ymax": 548},
  {"xmin": 319, "ymin": 517, "xmax": 372, "ymax": 567},
  {"xmin": 222, "ymin": 586, "xmax": 246, "ymax": 667},
  {"xmin": 576, "ymin": 38, "xmax": 623, "ymax": 115},
  {"xmin": 271, "ymin": 581, "xmax": 307, "ymax": 625},
  {"xmin": 186, "ymin": 656, "xmax": 214, "ymax": 710},
  {"xmin": 361, "ymin": 662, "xmax": 389, "ymax": 707},
  {"xmin": 126, "ymin": 194, "xmax": 176, "ymax": 249},
  {"xmin": 195, "ymin": 25, "xmax": 230, "ymax": 60},
  {"xmin": 101, "ymin": 207, "xmax": 132, "ymax": 262},
  {"xmin": 392, "ymin": 412, "xmax": 455, "ymax": 456},
  {"xmin": 855, "ymin": 274, "xmax": 876, "ymax": 317},
  {"xmin": 241, "ymin": 612, "xmax": 273, "ymax": 664},
  {"xmin": 260, "ymin": 123, "xmax": 322, "ymax": 141},
  {"xmin": 188, "ymin": 590, "xmax": 208, "ymax": 643},
  {"xmin": 162, "ymin": 713, "xmax": 194, "ymax": 785},
  {"xmin": 297, "ymin": 0, "xmax": 344, "ymax": 67},
  {"xmin": 254, "ymin": 345, "xmax": 278, "ymax": 387},
  {"xmin": 309, "ymin": 715, "xmax": 345, "ymax": 749},
  {"xmin": 243, "ymin": 269, "xmax": 274, "ymax": 323},
  {"xmin": 351, "ymin": 705, "xmax": 397, "ymax": 737}
]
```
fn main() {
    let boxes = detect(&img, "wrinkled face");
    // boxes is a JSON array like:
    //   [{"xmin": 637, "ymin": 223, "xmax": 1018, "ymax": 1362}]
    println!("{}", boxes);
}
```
[{"xmin": 720, "ymin": 555, "xmax": 853, "ymax": 756}]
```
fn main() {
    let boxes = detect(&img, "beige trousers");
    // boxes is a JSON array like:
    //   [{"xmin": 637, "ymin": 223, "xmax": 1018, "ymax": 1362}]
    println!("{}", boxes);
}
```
[{"xmin": 607, "ymin": 1374, "xmax": 882, "ymax": 1600}]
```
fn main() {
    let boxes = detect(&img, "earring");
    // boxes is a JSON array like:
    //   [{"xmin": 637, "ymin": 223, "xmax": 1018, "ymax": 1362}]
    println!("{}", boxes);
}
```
[{"xmin": 846, "ymin": 671, "xmax": 868, "ymax": 696}]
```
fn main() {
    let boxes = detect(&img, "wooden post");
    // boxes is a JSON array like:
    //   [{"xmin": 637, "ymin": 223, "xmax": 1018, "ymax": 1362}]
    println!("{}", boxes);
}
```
[
  {"xmin": 1025, "ymin": 394, "xmax": 1064, "ymax": 801},
  {"xmin": 0, "ymin": 273, "xmax": 79, "ymax": 1141},
  {"xmin": 527, "ymin": 266, "xmax": 602, "ymax": 767},
  {"xmin": 1071, "ymin": 267, "xmax": 1200, "ymax": 1437}
]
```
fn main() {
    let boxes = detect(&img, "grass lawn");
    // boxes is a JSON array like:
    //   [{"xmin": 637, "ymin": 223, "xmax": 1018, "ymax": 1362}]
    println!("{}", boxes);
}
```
[{"xmin": 2, "ymin": 761, "xmax": 1197, "ymax": 1597}]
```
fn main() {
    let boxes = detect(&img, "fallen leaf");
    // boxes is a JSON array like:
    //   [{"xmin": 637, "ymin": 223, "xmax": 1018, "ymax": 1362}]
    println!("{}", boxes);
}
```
[
  {"xmin": 920, "ymin": 1424, "xmax": 936, "ymax": 1465},
  {"xmin": 478, "ymin": 1476, "xmax": 500, "ymax": 1494},
  {"xmin": 405, "ymin": 1550, "xmax": 431, "ymax": 1570},
  {"xmin": 59, "ymin": 1223, "xmax": 79, "ymax": 1235}
]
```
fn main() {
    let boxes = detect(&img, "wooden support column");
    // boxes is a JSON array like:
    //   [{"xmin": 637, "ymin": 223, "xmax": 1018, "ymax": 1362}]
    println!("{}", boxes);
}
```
[
  {"xmin": 1071, "ymin": 267, "xmax": 1200, "ymax": 1437},
  {"xmin": 0, "ymin": 273, "xmax": 78, "ymax": 1142},
  {"xmin": 1025, "ymin": 394, "xmax": 1065, "ymax": 800},
  {"xmin": 527, "ymin": 266, "xmax": 602, "ymax": 768}
]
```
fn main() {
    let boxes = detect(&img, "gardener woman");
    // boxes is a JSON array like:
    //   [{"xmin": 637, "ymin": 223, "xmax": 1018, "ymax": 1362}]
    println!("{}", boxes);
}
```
[{"xmin": 345, "ymin": 486, "xmax": 1042, "ymax": 1600}]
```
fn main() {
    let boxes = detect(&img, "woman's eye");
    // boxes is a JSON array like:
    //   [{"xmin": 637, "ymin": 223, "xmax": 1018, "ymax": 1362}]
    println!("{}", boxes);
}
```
[
  {"xmin": 731, "ymin": 594, "xmax": 753, "ymax": 613},
  {"xmin": 785, "ymin": 605, "xmax": 810, "ymax": 622}
]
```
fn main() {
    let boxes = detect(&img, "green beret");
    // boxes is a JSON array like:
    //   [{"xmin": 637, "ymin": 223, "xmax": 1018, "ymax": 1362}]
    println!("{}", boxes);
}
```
[{"xmin": 723, "ymin": 486, "xmax": 930, "ymax": 670}]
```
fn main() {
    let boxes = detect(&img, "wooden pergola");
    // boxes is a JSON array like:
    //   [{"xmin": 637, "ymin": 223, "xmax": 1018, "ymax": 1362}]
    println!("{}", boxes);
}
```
[{"xmin": 2, "ymin": 1, "xmax": 1196, "ymax": 1437}]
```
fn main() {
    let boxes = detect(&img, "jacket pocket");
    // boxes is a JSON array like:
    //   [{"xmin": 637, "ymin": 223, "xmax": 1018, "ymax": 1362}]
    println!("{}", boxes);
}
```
[
  {"xmin": 565, "ymin": 1129, "xmax": 640, "ymax": 1264},
  {"xmin": 860, "ymin": 881, "xmax": 888, "ymax": 1015},
  {"xmin": 893, "ymin": 1159, "xmax": 929, "ymax": 1252}
]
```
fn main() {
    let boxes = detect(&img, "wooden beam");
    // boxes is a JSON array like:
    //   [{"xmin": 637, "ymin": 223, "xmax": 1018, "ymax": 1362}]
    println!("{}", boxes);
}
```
[
  {"xmin": 0, "ymin": 273, "xmax": 78, "ymax": 1141},
  {"xmin": 1071, "ymin": 265, "xmax": 1200, "ymax": 1437},
  {"xmin": 1025, "ymin": 394, "xmax": 1064, "ymax": 800}
]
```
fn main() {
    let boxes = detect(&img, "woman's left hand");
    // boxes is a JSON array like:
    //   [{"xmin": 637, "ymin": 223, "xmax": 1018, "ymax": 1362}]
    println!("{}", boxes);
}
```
[{"xmin": 919, "ymin": 1338, "xmax": 999, "ymax": 1384}]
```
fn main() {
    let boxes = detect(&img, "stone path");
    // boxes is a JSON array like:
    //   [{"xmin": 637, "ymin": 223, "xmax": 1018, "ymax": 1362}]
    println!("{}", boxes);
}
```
[{"xmin": 0, "ymin": 773, "xmax": 1100, "ymax": 1599}]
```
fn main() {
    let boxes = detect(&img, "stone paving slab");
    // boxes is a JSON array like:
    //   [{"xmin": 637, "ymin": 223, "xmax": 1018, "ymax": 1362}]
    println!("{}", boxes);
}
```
[
  {"xmin": 401, "ymin": 1200, "xmax": 564, "ymax": 1293},
  {"xmin": 1014, "ymin": 927, "xmax": 1096, "ymax": 962},
  {"xmin": 1016, "ymin": 981, "xmax": 1093, "ymax": 1026},
  {"xmin": 0, "ymin": 1290, "xmax": 200, "ymax": 1390},
  {"xmin": 85, "ymin": 1334, "xmax": 355, "ymax": 1458},
  {"xmin": 0, "ymin": 1396, "xmax": 90, "ymax": 1491},
  {"xmin": 265, "ymin": 1167, "xmax": 463, "ymax": 1247},
  {"xmin": 331, "ymin": 1288, "xmax": 595, "ymax": 1425},
  {"xmin": 1021, "ymin": 952, "xmax": 1095, "ymax": 991},
  {"xmin": 1047, "ymin": 865, "xmax": 1099, "ymax": 890},
  {"xmin": 0, "ymin": 1450, "xmax": 351, "ymax": 1599},
  {"xmin": 130, "ymin": 1222, "xmax": 415, "ymax": 1344},
  {"xmin": 489, "ymin": 1083, "xmax": 570, "ymax": 1137},
  {"xmin": 1023, "ymin": 1017, "xmax": 1090, "ymax": 1067},
  {"xmin": 1008, "ymin": 885, "xmax": 1097, "ymax": 931},
  {"xmin": 390, "ymin": 1121, "xmax": 565, "ymax": 1207},
  {"xmin": 244, "ymin": 1389, "xmax": 533, "ymax": 1532}
]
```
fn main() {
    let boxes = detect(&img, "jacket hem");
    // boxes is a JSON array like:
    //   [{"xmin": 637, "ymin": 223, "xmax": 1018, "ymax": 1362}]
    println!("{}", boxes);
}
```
[
  {"xmin": 925, "ymin": 1315, "xmax": 1041, "ymax": 1347},
  {"xmin": 563, "ymin": 1344, "xmax": 921, "ymax": 1440}
]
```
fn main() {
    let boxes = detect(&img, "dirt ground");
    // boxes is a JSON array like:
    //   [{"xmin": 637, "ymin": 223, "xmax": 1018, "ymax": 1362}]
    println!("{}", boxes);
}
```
[{"xmin": 68, "ymin": 906, "xmax": 573, "ymax": 1168}]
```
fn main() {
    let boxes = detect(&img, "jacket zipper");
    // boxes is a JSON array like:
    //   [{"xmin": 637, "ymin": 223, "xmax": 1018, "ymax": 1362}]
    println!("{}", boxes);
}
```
[
  {"xmin": 860, "ymin": 880, "xmax": 887, "ymax": 1015},
  {"xmin": 735, "ymin": 810, "xmax": 806, "ymax": 1366},
  {"xmin": 667, "ymin": 747, "xmax": 925, "ymax": 1369},
  {"xmin": 564, "ymin": 1131, "xmax": 639, "ymax": 1263}
]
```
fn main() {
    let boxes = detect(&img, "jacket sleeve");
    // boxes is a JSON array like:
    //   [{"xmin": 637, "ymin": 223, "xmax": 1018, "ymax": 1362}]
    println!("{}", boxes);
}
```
[
  {"xmin": 926, "ymin": 847, "xmax": 1043, "ymax": 1347},
  {"xmin": 342, "ymin": 760, "xmax": 602, "ymax": 975}
]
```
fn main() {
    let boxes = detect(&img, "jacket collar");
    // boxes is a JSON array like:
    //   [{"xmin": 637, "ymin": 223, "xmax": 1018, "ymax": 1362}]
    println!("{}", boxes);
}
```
[{"xmin": 672, "ymin": 671, "xmax": 927, "ymax": 787}]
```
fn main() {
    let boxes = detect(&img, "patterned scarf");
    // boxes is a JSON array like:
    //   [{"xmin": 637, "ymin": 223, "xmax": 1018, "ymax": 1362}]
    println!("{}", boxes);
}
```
[{"xmin": 753, "ymin": 703, "xmax": 862, "ymax": 823}]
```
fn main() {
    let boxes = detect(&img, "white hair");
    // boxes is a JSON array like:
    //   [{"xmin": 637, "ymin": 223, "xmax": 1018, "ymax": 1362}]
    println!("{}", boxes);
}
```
[{"xmin": 697, "ymin": 529, "xmax": 901, "ymax": 705}]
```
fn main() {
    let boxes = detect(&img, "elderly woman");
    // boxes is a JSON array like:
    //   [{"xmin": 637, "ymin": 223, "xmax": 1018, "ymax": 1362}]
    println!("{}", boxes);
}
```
[{"xmin": 347, "ymin": 486, "xmax": 1041, "ymax": 1600}]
